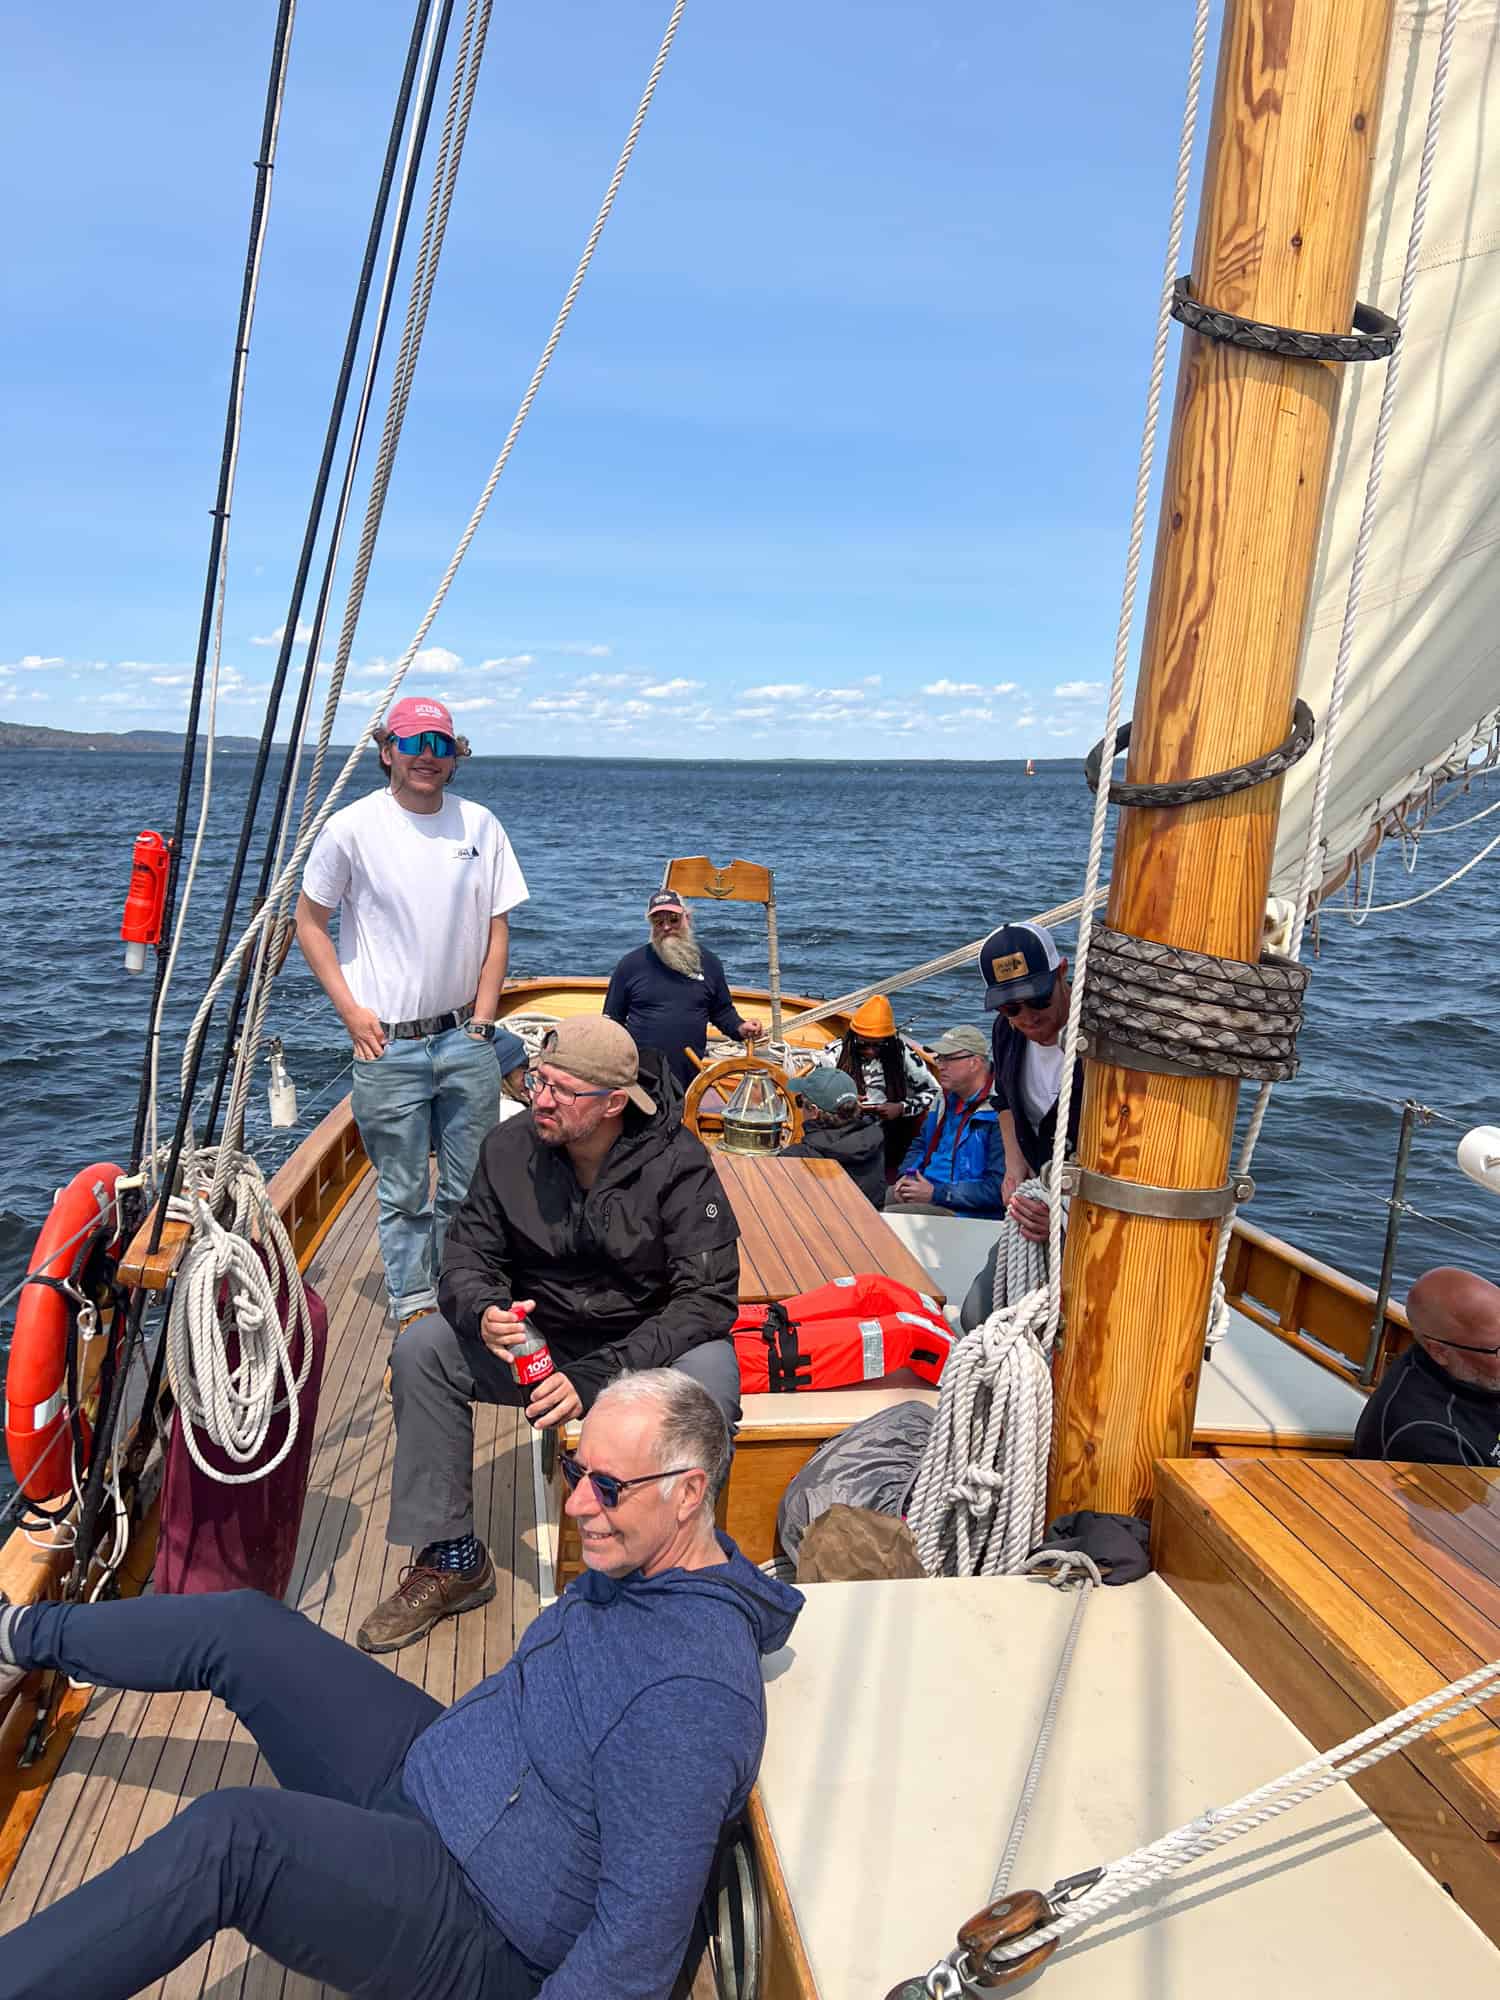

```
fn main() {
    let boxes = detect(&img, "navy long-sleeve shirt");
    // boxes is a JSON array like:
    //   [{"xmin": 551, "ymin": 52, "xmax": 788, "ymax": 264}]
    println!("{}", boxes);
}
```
[{"xmin": 603, "ymin": 942, "xmax": 745, "ymax": 1086}]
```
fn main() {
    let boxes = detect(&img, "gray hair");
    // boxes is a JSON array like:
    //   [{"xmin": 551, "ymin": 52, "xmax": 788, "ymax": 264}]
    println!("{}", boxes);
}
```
[{"xmin": 593, "ymin": 1368, "xmax": 731, "ymax": 1515}]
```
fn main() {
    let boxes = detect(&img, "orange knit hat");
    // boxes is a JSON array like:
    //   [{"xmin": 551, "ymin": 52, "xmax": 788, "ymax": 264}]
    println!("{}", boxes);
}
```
[{"xmin": 848, "ymin": 994, "xmax": 897, "ymax": 1039}]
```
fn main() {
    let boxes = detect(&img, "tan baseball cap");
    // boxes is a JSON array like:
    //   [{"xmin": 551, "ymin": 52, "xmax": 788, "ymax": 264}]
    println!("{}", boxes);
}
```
[{"xmin": 538, "ymin": 1018, "xmax": 656, "ymax": 1115}]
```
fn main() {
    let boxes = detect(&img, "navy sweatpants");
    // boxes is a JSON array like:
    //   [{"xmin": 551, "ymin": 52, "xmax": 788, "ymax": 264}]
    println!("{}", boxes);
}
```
[{"xmin": 0, "ymin": 1590, "xmax": 543, "ymax": 2000}]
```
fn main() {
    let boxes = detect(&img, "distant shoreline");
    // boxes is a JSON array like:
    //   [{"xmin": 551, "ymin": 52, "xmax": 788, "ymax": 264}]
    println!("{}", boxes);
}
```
[{"xmin": 0, "ymin": 721, "xmax": 1072, "ymax": 766}]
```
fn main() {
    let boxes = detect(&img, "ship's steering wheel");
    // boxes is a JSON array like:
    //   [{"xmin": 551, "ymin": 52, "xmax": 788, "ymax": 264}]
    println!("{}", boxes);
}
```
[{"xmin": 683, "ymin": 1052, "xmax": 804, "ymax": 1148}]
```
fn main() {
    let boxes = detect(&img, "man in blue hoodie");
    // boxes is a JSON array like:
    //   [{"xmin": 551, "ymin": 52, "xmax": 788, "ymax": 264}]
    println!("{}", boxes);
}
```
[{"xmin": 0, "ymin": 1372, "xmax": 802, "ymax": 2000}]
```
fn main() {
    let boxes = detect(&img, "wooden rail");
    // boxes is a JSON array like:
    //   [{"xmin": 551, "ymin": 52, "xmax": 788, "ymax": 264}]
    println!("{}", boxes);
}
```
[{"xmin": 1223, "ymin": 1216, "xmax": 1409, "ymax": 1390}]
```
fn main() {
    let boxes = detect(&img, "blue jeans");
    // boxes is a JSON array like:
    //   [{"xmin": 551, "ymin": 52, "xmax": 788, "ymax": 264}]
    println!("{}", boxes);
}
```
[
  {"xmin": 351, "ymin": 1025, "xmax": 500, "ymax": 1321},
  {"xmin": 0, "ymin": 1591, "xmax": 543, "ymax": 2000}
]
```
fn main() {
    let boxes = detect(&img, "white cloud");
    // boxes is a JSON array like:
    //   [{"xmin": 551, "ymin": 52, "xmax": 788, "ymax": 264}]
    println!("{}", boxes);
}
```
[
  {"xmin": 1054, "ymin": 680, "xmax": 1104, "ymax": 700},
  {"xmin": 479, "ymin": 654, "xmax": 533, "ymax": 673},
  {"xmin": 19, "ymin": 654, "xmax": 63, "ymax": 670},
  {"xmin": 251, "ymin": 618, "xmax": 314, "ymax": 648},
  {"xmin": 953, "ymin": 706, "xmax": 994, "ymax": 723},
  {"xmin": 742, "ymin": 682, "xmax": 808, "ymax": 700},
  {"xmin": 552, "ymin": 642, "xmax": 611, "ymax": 658},
  {"xmin": 151, "ymin": 673, "xmax": 192, "ymax": 687},
  {"xmin": 640, "ymin": 677, "xmax": 703, "ymax": 699},
  {"xmin": 528, "ymin": 693, "xmax": 591, "ymax": 714},
  {"xmin": 341, "ymin": 687, "xmax": 388, "ymax": 704},
  {"xmin": 862, "ymin": 674, "xmax": 882, "ymax": 687},
  {"xmin": 994, "ymin": 681, "xmax": 1018, "ymax": 694},
  {"xmin": 579, "ymin": 671, "xmax": 641, "ymax": 689},
  {"xmin": 923, "ymin": 678, "xmax": 983, "ymax": 698},
  {"xmin": 412, "ymin": 645, "xmax": 464, "ymax": 675},
  {"xmin": 738, "ymin": 705, "xmax": 775, "ymax": 721},
  {"xmin": 1016, "ymin": 712, "xmax": 1037, "ymax": 728},
  {"xmin": 442, "ymin": 695, "xmax": 497, "ymax": 713},
  {"xmin": 620, "ymin": 700, "xmax": 652, "ymax": 718},
  {"xmin": 812, "ymin": 686, "xmax": 866, "ymax": 704}
]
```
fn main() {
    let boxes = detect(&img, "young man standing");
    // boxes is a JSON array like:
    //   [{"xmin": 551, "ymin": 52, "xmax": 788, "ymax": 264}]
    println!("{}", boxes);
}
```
[{"xmin": 296, "ymin": 696, "xmax": 528, "ymax": 1333}]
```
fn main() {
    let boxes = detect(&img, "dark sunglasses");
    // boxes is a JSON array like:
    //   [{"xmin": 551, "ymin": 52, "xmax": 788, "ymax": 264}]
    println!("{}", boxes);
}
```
[
  {"xmin": 389, "ymin": 729, "xmax": 458, "ymax": 758},
  {"xmin": 560, "ymin": 1452, "xmax": 699, "ymax": 1510},
  {"xmin": 1000, "ymin": 979, "xmax": 1055, "ymax": 1019}
]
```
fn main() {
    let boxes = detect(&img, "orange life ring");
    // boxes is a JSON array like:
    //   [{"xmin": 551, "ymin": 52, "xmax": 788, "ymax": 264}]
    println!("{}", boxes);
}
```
[
  {"xmin": 732, "ymin": 1273, "xmax": 954, "ymax": 1394},
  {"xmin": 5, "ymin": 1162, "xmax": 124, "ymax": 1500}
]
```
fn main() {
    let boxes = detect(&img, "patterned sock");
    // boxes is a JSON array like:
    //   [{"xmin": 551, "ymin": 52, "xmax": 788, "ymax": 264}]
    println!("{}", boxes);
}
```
[
  {"xmin": 417, "ymin": 1533, "xmax": 483, "ymax": 1576},
  {"xmin": 0, "ymin": 1600, "xmax": 29, "ymax": 1667}
]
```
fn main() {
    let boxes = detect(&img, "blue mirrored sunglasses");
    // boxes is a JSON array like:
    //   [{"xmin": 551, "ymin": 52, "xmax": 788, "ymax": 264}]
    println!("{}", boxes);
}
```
[
  {"xmin": 389, "ymin": 729, "xmax": 457, "ymax": 758},
  {"xmin": 559, "ymin": 1452, "xmax": 699, "ymax": 1510}
]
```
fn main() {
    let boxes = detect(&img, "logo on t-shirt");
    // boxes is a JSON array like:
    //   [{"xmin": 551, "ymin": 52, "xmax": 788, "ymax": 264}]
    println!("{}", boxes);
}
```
[{"xmin": 453, "ymin": 843, "xmax": 479, "ymax": 860}]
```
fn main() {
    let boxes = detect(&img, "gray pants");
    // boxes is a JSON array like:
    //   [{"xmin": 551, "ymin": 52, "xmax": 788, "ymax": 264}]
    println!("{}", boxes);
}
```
[
  {"xmin": 961, "ymin": 1241, "xmax": 1001, "ymax": 1332},
  {"xmin": 387, "ymin": 1312, "xmax": 742, "ymax": 1548}
]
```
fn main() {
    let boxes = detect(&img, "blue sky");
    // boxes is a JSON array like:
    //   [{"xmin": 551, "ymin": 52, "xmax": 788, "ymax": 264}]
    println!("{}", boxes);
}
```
[{"xmin": 3, "ymin": 2, "xmax": 1208, "ymax": 758}]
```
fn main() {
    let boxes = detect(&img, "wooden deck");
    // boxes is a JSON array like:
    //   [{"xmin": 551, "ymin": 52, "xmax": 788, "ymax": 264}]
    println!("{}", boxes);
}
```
[
  {"xmin": 0, "ymin": 1175, "xmax": 547, "ymax": 1999},
  {"xmin": 713, "ymin": 1152, "xmax": 945, "ymax": 1304},
  {"xmin": 1154, "ymin": 1455, "xmax": 1500, "ymax": 1949}
]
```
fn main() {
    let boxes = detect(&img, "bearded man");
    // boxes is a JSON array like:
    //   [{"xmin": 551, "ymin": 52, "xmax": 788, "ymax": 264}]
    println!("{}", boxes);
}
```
[
  {"xmin": 357, "ymin": 1017, "xmax": 743, "ymax": 1654},
  {"xmin": 603, "ymin": 888, "xmax": 765, "ymax": 1088}
]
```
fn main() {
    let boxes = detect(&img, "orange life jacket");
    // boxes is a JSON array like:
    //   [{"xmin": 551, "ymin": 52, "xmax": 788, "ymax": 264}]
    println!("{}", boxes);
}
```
[{"xmin": 732, "ymin": 1273, "xmax": 954, "ymax": 1393}]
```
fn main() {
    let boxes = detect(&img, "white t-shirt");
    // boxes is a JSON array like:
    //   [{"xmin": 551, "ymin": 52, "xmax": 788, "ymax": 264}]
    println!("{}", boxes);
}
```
[
  {"xmin": 1019, "ymin": 1040, "xmax": 1065, "ymax": 1128},
  {"xmin": 303, "ymin": 788, "xmax": 528, "ymax": 1023}
]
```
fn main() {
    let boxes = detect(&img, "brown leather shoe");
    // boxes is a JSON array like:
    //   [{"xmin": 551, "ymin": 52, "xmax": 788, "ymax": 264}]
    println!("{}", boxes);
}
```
[{"xmin": 356, "ymin": 1549, "xmax": 495, "ymax": 1654}]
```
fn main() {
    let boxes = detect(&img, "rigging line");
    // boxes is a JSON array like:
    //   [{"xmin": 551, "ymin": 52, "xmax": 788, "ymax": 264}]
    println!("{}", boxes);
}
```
[
  {"xmin": 1411, "ymin": 793, "xmax": 1500, "ymax": 838},
  {"xmin": 126, "ymin": 0, "xmax": 299, "ymax": 1182},
  {"xmin": 198, "ymin": 0, "xmax": 457, "ymax": 1155},
  {"xmin": 177, "ymin": 0, "xmax": 694, "ymax": 1079},
  {"xmin": 1391, "ymin": 1201, "xmax": 1500, "ymax": 1259},
  {"xmin": 148, "ymin": 0, "xmax": 443, "ymax": 1243},
  {"xmin": 1346, "ymin": 823, "xmax": 1500, "ymax": 916},
  {"xmin": 207, "ymin": 0, "xmax": 479, "ymax": 1169},
  {"xmin": 1047, "ymin": 0, "xmax": 1213, "ymax": 1342},
  {"xmin": 221, "ymin": 0, "xmax": 494, "ymax": 1176}
]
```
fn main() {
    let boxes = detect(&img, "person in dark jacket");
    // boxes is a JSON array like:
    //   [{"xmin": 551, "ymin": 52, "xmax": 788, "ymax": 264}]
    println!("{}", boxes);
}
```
[
  {"xmin": 1354, "ymin": 1266, "xmax": 1500, "ymax": 1466},
  {"xmin": 359, "ymin": 1015, "xmax": 743, "ymax": 1654},
  {"xmin": 0, "ymin": 1370, "xmax": 803, "ymax": 2000},
  {"xmin": 888, "ymin": 1024, "xmax": 1004, "ymax": 1218},
  {"xmin": 782, "ymin": 1066, "xmax": 887, "ymax": 1209},
  {"xmin": 981, "ymin": 920, "xmax": 1081, "ymax": 1244},
  {"xmin": 603, "ymin": 888, "xmax": 764, "ymax": 1088}
]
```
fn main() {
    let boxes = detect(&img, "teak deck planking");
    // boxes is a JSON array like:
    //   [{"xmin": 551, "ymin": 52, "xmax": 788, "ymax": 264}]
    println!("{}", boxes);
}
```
[
  {"xmin": 713, "ymin": 1152, "xmax": 947, "ymax": 1305},
  {"xmin": 1154, "ymin": 1454, "xmax": 1500, "ymax": 1948},
  {"xmin": 0, "ymin": 1178, "xmax": 550, "ymax": 1999}
]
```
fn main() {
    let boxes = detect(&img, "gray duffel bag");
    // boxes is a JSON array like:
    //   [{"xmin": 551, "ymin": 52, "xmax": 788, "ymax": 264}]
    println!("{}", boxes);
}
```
[{"xmin": 776, "ymin": 1399, "xmax": 934, "ymax": 1563}]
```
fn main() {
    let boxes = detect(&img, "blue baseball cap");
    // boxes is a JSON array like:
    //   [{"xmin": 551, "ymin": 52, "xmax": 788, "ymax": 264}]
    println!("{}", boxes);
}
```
[{"xmin": 978, "ymin": 922, "xmax": 1061, "ymax": 1010}]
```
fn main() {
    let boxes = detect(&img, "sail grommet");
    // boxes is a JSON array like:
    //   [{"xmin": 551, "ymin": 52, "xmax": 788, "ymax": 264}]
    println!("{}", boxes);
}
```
[
  {"xmin": 1169, "ymin": 276, "xmax": 1400, "ymax": 362},
  {"xmin": 1084, "ymin": 699, "xmax": 1315, "ymax": 809},
  {"xmin": 1059, "ymin": 1162, "xmax": 1254, "ymax": 1221}
]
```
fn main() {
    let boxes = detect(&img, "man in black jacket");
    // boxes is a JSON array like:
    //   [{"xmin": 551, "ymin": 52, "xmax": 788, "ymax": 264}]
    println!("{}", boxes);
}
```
[
  {"xmin": 603, "ymin": 889, "xmax": 764, "ymax": 1087},
  {"xmin": 358, "ymin": 1017, "xmax": 742, "ymax": 1654},
  {"xmin": 1354, "ymin": 1266, "xmax": 1500, "ymax": 1467}
]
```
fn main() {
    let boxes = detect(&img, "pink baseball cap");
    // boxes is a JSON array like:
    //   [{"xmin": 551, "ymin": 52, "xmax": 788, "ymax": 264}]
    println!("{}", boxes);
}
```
[{"xmin": 385, "ymin": 695, "xmax": 455, "ymax": 739}]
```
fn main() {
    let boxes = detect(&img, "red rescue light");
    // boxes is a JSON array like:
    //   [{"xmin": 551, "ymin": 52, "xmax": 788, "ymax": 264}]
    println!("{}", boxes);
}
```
[{"xmin": 120, "ymin": 830, "xmax": 171, "ymax": 972}]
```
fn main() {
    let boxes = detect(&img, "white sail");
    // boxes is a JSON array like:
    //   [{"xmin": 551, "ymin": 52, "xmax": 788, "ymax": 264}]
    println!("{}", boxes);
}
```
[{"xmin": 1272, "ymin": 0, "xmax": 1500, "ymax": 903}]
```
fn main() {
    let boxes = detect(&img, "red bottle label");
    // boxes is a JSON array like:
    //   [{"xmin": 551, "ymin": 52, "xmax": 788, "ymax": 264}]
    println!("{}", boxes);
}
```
[{"xmin": 515, "ymin": 1343, "xmax": 555, "ymax": 1387}]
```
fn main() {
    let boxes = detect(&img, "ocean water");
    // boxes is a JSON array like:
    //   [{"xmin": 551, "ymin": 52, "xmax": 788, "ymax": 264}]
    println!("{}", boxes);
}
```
[{"xmin": 2, "ymin": 748, "xmax": 1498, "ymax": 1499}]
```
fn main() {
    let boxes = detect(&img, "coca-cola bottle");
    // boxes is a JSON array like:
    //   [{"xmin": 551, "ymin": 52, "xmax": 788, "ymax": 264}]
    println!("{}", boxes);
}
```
[{"xmin": 509, "ymin": 1302, "xmax": 555, "ymax": 1388}]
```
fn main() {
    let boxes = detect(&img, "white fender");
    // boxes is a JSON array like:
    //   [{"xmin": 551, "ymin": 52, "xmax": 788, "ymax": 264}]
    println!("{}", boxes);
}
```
[{"xmin": 1456, "ymin": 1125, "xmax": 1500, "ymax": 1197}]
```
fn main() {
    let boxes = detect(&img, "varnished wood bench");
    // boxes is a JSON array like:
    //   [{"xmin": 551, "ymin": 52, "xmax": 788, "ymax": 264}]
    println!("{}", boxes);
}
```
[{"xmin": 1154, "ymin": 1455, "xmax": 1500, "ymax": 1948}]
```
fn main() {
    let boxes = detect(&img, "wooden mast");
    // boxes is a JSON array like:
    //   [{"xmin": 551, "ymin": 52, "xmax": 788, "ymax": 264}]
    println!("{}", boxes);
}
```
[{"xmin": 1048, "ymin": 0, "xmax": 1396, "ymax": 1517}]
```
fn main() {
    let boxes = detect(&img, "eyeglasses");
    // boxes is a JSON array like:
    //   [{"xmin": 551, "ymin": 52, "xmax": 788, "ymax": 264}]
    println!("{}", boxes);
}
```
[
  {"xmin": 560, "ymin": 1452, "xmax": 699, "ymax": 1510},
  {"xmin": 650, "ymin": 909, "xmax": 685, "ymax": 925},
  {"xmin": 388, "ymin": 730, "xmax": 458, "ymax": 758},
  {"xmin": 522, "ymin": 1069, "xmax": 616, "ymax": 1106},
  {"xmin": 934, "ymin": 1050, "xmax": 984, "ymax": 1065},
  {"xmin": 999, "ymin": 981, "xmax": 1055, "ymax": 1019}
]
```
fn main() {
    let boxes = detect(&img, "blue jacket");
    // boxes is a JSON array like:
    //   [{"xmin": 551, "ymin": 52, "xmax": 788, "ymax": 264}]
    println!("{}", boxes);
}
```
[
  {"xmin": 898, "ymin": 1087, "xmax": 1004, "ymax": 1217},
  {"xmin": 402, "ymin": 1536, "xmax": 802, "ymax": 1999}
]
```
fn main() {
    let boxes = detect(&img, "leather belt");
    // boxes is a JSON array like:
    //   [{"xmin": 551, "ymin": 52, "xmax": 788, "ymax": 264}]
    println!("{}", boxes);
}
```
[{"xmin": 379, "ymin": 1003, "xmax": 475, "ymax": 1040}]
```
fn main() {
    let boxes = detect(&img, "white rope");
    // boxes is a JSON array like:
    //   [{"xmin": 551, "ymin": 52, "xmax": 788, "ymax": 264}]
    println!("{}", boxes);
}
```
[
  {"xmin": 1204, "ymin": 0, "xmax": 1463, "ymax": 1318},
  {"xmin": 164, "ymin": 1148, "xmax": 313, "ymax": 1484},
  {"xmin": 143, "ymin": 1, "xmax": 298, "ymax": 1189},
  {"xmin": 176, "ymin": 0, "xmax": 690, "ymax": 1125},
  {"xmin": 1044, "ymin": 0, "xmax": 1212, "ymax": 1345},
  {"xmin": 907, "ymin": 1182, "xmax": 1052, "ymax": 1579},
  {"xmin": 984, "ymin": 1651, "xmax": 1500, "ymax": 1968}
]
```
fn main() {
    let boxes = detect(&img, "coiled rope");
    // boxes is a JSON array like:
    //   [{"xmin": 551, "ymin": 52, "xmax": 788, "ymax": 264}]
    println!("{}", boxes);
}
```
[
  {"xmin": 906, "ymin": 1181, "xmax": 1051, "ymax": 1579},
  {"xmin": 165, "ymin": 1150, "xmax": 313, "ymax": 1484}
]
